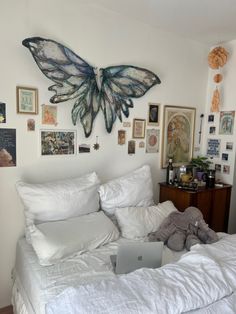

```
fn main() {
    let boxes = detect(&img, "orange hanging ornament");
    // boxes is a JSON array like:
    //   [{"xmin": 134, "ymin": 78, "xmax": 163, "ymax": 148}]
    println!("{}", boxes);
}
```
[{"xmin": 211, "ymin": 87, "xmax": 220, "ymax": 112}]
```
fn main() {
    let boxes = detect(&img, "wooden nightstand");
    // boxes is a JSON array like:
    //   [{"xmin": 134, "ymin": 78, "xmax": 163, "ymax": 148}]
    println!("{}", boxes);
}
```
[{"xmin": 159, "ymin": 182, "xmax": 232, "ymax": 232}]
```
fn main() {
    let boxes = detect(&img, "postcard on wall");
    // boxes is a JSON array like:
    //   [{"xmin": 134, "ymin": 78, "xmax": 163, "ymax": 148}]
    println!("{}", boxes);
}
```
[
  {"xmin": 215, "ymin": 164, "xmax": 221, "ymax": 172},
  {"xmin": 226, "ymin": 142, "xmax": 233, "ymax": 150},
  {"xmin": 42, "ymin": 104, "xmax": 57, "ymax": 125},
  {"xmin": 0, "ymin": 102, "xmax": 6, "ymax": 123},
  {"xmin": 118, "ymin": 130, "xmax": 126, "ymax": 145},
  {"xmin": 222, "ymin": 153, "xmax": 229, "ymax": 161},
  {"xmin": 146, "ymin": 129, "xmax": 160, "ymax": 153},
  {"xmin": 41, "ymin": 130, "xmax": 76, "ymax": 156},
  {"xmin": 79, "ymin": 144, "xmax": 90, "ymax": 153},
  {"xmin": 128, "ymin": 140, "xmax": 135, "ymax": 154},
  {"xmin": 219, "ymin": 111, "xmax": 235, "ymax": 135},
  {"xmin": 209, "ymin": 126, "xmax": 216, "ymax": 135},
  {"xmin": 139, "ymin": 141, "xmax": 145, "ymax": 148},
  {"xmin": 0, "ymin": 128, "xmax": 16, "ymax": 167},
  {"xmin": 223, "ymin": 165, "xmax": 230, "ymax": 174},
  {"xmin": 208, "ymin": 114, "xmax": 214, "ymax": 123},
  {"xmin": 206, "ymin": 138, "xmax": 220, "ymax": 157},
  {"xmin": 27, "ymin": 119, "xmax": 35, "ymax": 131}
]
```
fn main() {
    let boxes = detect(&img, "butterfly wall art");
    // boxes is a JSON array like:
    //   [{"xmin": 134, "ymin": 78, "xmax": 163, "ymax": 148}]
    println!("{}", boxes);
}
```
[{"xmin": 22, "ymin": 37, "xmax": 161, "ymax": 137}]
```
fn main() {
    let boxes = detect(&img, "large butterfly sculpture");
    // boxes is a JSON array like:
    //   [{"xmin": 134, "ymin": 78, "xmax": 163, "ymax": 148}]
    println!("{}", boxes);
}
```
[{"xmin": 22, "ymin": 37, "xmax": 161, "ymax": 137}]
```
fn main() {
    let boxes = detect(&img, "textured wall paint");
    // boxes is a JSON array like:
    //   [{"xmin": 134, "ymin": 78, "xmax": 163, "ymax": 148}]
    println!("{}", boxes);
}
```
[{"xmin": 0, "ymin": 0, "xmax": 209, "ymax": 307}]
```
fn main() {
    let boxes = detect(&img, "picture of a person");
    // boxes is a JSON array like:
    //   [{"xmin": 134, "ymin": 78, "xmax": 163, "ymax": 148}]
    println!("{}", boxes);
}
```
[{"xmin": 0, "ymin": 148, "xmax": 15, "ymax": 167}]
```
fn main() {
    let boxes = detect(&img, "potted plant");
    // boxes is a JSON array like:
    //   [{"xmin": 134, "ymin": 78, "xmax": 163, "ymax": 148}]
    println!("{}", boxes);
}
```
[{"xmin": 190, "ymin": 155, "xmax": 212, "ymax": 181}]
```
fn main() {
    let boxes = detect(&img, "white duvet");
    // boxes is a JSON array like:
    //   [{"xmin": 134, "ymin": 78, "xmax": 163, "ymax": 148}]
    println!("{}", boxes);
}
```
[{"xmin": 46, "ymin": 234, "xmax": 236, "ymax": 314}]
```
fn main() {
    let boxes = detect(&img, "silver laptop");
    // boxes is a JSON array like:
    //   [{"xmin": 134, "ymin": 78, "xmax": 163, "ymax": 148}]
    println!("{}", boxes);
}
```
[{"xmin": 110, "ymin": 242, "xmax": 163, "ymax": 274}]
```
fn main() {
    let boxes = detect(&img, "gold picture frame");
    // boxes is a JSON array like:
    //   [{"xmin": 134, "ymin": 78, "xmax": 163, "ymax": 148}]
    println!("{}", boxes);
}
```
[
  {"xmin": 16, "ymin": 86, "xmax": 38, "ymax": 114},
  {"xmin": 132, "ymin": 118, "xmax": 146, "ymax": 139},
  {"xmin": 162, "ymin": 105, "xmax": 196, "ymax": 168}
]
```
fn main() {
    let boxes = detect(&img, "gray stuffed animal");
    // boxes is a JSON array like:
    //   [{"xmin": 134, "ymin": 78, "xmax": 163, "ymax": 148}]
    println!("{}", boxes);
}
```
[{"xmin": 148, "ymin": 206, "xmax": 218, "ymax": 251}]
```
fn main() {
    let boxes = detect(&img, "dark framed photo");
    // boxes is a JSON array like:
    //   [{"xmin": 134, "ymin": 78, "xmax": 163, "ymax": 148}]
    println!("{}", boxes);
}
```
[
  {"xmin": 132, "ymin": 119, "xmax": 146, "ymax": 139},
  {"xmin": 16, "ymin": 86, "xmax": 38, "ymax": 114},
  {"xmin": 222, "ymin": 153, "xmax": 229, "ymax": 161},
  {"xmin": 208, "ymin": 114, "xmax": 214, "ymax": 122},
  {"xmin": 147, "ymin": 103, "xmax": 160, "ymax": 126}
]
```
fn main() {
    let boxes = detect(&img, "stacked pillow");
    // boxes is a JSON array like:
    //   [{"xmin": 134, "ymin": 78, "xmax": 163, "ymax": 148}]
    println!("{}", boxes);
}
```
[{"xmin": 16, "ymin": 172, "xmax": 119, "ymax": 265}]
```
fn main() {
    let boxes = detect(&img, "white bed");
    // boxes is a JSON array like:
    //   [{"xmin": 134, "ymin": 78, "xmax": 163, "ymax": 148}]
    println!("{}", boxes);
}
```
[
  {"xmin": 13, "ymin": 166, "xmax": 236, "ymax": 313},
  {"xmin": 12, "ymin": 236, "xmax": 184, "ymax": 314}
]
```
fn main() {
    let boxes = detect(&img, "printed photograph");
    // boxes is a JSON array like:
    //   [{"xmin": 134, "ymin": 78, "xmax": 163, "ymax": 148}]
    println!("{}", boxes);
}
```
[
  {"xmin": 219, "ymin": 111, "xmax": 235, "ymax": 135},
  {"xmin": 118, "ymin": 130, "xmax": 126, "ymax": 145},
  {"xmin": 42, "ymin": 104, "xmax": 57, "ymax": 125},
  {"xmin": 147, "ymin": 103, "xmax": 160, "ymax": 126},
  {"xmin": 0, "ymin": 128, "xmax": 16, "ymax": 167},
  {"xmin": 215, "ymin": 164, "xmax": 222, "ymax": 172},
  {"xmin": 222, "ymin": 153, "xmax": 229, "ymax": 161},
  {"xmin": 79, "ymin": 144, "xmax": 90, "ymax": 153},
  {"xmin": 27, "ymin": 119, "xmax": 35, "ymax": 131},
  {"xmin": 133, "ymin": 119, "xmax": 146, "ymax": 138},
  {"xmin": 146, "ymin": 129, "xmax": 160, "ymax": 153},
  {"xmin": 139, "ymin": 141, "xmax": 145, "ymax": 148},
  {"xmin": 0, "ymin": 102, "xmax": 6, "ymax": 123},
  {"xmin": 41, "ymin": 130, "xmax": 76, "ymax": 155},
  {"xmin": 128, "ymin": 140, "xmax": 135, "ymax": 154},
  {"xmin": 209, "ymin": 126, "xmax": 216, "ymax": 134},
  {"xmin": 208, "ymin": 114, "xmax": 214, "ymax": 122},
  {"xmin": 226, "ymin": 142, "xmax": 233, "ymax": 150},
  {"xmin": 223, "ymin": 165, "xmax": 230, "ymax": 174}
]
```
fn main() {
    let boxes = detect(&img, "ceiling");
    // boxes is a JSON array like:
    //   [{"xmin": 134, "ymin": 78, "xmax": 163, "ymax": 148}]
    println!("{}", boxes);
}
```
[{"xmin": 96, "ymin": 0, "xmax": 236, "ymax": 45}]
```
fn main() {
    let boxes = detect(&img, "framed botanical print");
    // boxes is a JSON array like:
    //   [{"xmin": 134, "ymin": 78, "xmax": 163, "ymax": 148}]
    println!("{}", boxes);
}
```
[
  {"xmin": 162, "ymin": 105, "xmax": 196, "ymax": 168},
  {"xmin": 147, "ymin": 103, "xmax": 160, "ymax": 126},
  {"xmin": 132, "ymin": 119, "xmax": 146, "ymax": 139},
  {"xmin": 16, "ymin": 86, "xmax": 38, "ymax": 114}
]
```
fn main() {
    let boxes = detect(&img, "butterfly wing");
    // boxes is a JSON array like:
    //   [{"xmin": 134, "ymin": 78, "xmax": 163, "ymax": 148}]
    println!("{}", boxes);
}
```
[
  {"xmin": 99, "ymin": 65, "xmax": 161, "ymax": 132},
  {"xmin": 22, "ymin": 37, "xmax": 99, "ymax": 137}
]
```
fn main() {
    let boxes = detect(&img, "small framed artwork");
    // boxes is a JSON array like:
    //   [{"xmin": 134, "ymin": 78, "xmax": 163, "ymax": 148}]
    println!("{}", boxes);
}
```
[
  {"xmin": 146, "ymin": 129, "xmax": 160, "ymax": 153},
  {"xmin": 209, "ymin": 126, "xmax": 216, "ymax": 134},
  {"xmin": 208, "ymin": 114, "xmax": 214, "ymax": 122},
  {"xmin": 147, "ymin": 103, "xmax": 160, "ymax": 126},
  {"xmin": 133, "ymin": 119, "xmax": 146, "ymax": 139},
  {"xmin": 223, "ymin": 165, "xmax": 230, "ymax": 174},
  {"xmin": 162, "ymin": 105, "xmax": 196, "ymax": 167},
  {"xmin": 128, "ymin": 140, "xmax": 136, "ymax": 154},
  {"xmin": 222, "ymin": 153, "xmax": 229, "ymax": 161},
  {"xmin": 0, "ymin": 102, "xmax": 6, "ymax": 123},
  {"xmin": 16, "ymin": 86, "xmax": 38, "ymax": 114},
  {"xmin": 215, "ymin": 164, "xmax": 221, "ymax": 172},
  {"xmin": 219, "ymin": 111, "xmax": 235, "ymax": 135},
  {"xmin": 226, "ymin": 142, "xmax": 233, "ymax": 150},
  {"xmin": 118, "ymin": 130, "xmax": 126, "ymax": 145}
]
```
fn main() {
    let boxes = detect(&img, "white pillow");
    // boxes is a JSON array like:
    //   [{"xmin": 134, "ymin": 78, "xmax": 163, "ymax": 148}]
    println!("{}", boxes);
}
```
[
  {"xmin": 115, "ymin": 201, "xmax": 178, "ymax": 239},
  {"xmin": 28, "ymin": 211, "xmax": 119, "ymax": 265},
  {"xmin": 16, "ymin": 172, "xmax": 100, "ymax": 226},
  {"xmin": 99, "ymin": 165, "xmax": 154, "ymax": 215}
]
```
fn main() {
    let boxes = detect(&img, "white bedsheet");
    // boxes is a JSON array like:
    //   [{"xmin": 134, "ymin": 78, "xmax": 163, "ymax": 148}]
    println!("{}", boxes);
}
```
[
  {"xmin": 46, "ymin": 234, "xmax": 236, "ymax": 314},
  {"xmin": 13, "ymin": 236, "xmax": 184, "ymax": 314}
]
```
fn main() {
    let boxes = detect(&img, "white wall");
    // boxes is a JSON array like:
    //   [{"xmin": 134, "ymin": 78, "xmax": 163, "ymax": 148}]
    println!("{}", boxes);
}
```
[
  {"xmin": 0, "ymin": 0, "xmax": 209, "ymax": 307},
  {"xmin": 203, "ymin": 40, "xmax": 236, "ymax": 234}
]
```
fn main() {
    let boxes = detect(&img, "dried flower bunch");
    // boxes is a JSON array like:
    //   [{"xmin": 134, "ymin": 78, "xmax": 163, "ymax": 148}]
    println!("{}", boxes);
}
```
[{"xmin": 208, "ymin": 46, "xmax": 228, "ymax": 69}]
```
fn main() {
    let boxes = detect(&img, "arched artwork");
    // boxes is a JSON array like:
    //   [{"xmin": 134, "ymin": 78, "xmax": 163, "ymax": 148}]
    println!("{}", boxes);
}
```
[{"xmin": 22, "ymin": 37, "xmax": 161, "ymax": 137}]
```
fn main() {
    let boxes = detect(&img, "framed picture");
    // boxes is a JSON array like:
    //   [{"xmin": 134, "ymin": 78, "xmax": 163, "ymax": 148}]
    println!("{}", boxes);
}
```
[
  {"xmin": 219, "ymin": 111, "xmax": 235, "ymax": 135},
  {"xmin": 41, "ymin": 130, "xmax": 76, "ymax": 156},
  {"xmin": 147, "ymin": 103, "xmax": 160, "ymax": 126},
  {"xmin": 146, "ymin": 129, "xmax": 160, "ymax": 153},
  {"xmin": 16, "ymin": 86, "xmax": 38, "ymax": 114},
  {"xmin": 132, "ymin": 119, "xmax": 146, "ymax": 139},
  {"xmin": 162, "ymin": 105, "xmax": 196, "ymax": 168}
]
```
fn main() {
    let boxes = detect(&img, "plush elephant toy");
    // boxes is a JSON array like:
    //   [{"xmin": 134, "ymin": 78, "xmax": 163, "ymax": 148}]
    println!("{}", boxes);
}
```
[{"xmin": 148, "ymin": 206, "xmax": 218, "ymax": 251}]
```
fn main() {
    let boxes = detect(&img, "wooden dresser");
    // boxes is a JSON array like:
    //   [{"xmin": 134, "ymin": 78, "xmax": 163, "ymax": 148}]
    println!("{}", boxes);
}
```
[{"xmin": 159, "ymin": 182, "xmax": 232, "ymax": 232}]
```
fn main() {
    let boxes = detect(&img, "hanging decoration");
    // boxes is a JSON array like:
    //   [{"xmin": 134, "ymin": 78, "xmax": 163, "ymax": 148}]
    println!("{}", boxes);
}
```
[
  {"xmin": 208, "ymin": 46, "xmax": 229, "ymax": 112},
  {"xmin": 22, "ymin": 37, "xmax": 161, "ymax": 137},
  {"xmin": 93, "ymin": 136, "xmax": 100, "ymax": 150}
]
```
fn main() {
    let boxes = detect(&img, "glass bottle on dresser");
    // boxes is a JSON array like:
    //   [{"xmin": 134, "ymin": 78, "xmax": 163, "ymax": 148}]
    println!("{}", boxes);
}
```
[{"xmin": 166, "ymin": 158, "xmax": 174, "ymax": 184}]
